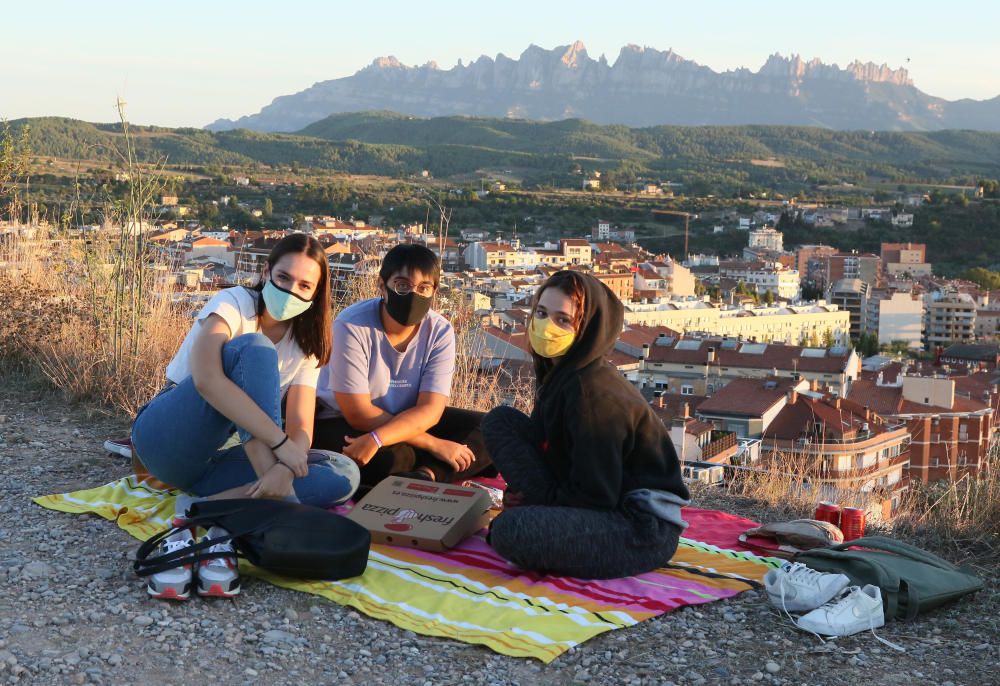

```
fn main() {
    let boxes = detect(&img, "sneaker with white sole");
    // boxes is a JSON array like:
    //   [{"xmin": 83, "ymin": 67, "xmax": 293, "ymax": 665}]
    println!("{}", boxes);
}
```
[
  {"xmin": 104, "ymin": 436, "xmax": 133, "ymax": 459},
  {"xmin": 146, "ymin": 525, "xmax": 195, "ymax": 601},
  {"xmin": 796, "ymin": 584, "xmax": 885, "ymax": 637},
  {"xmin": 764, "ymin": 561, "xmax": 851, "ymax": 612},
  {"xmin": 196, "ymin": 526, "xmax": 240, "ymax": 598}
]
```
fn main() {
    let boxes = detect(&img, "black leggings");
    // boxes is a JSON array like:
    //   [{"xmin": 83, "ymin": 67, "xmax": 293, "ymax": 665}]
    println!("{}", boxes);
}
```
[
  {"xmin": 482, "ymin": 405, "xmax": 681, "ymax": 579},
  {"xmin": 312, "ymin": 407, "xmax": 493, "ymax": 489}
]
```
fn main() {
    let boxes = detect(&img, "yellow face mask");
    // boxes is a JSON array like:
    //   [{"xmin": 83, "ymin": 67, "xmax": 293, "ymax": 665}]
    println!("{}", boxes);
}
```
[{"xmin": 528, "ymin": 316, "xmax": 576, "ymax": 358}]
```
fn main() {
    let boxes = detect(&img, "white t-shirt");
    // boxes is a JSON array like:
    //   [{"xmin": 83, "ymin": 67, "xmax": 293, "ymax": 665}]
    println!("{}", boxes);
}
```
[{"xmin": 165, "ymin": 287, "xmax": 321, "ymax": 395}]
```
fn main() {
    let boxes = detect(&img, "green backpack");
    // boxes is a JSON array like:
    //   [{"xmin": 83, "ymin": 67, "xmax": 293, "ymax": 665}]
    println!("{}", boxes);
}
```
[{"xmin": 794, "ymin": 536, "xmax": 983, "ymax": 621}]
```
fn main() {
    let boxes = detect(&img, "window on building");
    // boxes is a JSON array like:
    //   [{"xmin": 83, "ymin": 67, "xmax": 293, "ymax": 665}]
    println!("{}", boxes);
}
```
[{"xmin": 681, "ymin": 385, "xmax": 694, "ymax": 395}]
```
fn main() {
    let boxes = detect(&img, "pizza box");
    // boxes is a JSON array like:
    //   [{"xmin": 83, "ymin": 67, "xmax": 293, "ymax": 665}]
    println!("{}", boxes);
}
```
[{"xmin": 347, "ymin": 476, "xmax": 492, "ymax": 552}]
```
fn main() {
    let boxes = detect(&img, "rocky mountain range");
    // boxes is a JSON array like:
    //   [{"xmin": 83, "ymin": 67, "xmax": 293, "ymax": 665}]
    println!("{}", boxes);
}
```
[{"xmin": 207, "ymin": 41, "xmax": 1000, "ymax": 133}]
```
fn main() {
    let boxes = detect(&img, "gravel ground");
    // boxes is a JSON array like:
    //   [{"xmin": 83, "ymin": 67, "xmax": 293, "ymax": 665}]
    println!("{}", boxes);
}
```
[{"xmin": 1, "ymin": 382, "xmax": 997, "ymax": 686}]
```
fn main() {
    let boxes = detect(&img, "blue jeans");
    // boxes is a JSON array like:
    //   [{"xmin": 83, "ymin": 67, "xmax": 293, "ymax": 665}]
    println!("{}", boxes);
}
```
[{"xmin": 131, "ymin": 333, "xmax": 356, "ymax": 508}]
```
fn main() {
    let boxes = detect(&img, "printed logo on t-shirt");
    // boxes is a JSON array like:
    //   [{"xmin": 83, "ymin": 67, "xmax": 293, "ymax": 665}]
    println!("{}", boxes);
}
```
[{"xmin": 388, "ymin": 379, "xmax": 413, "ymax": 388}]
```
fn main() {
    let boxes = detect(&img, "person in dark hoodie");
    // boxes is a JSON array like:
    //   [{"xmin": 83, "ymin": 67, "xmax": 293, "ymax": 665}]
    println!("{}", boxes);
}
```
[{"xmin": 481, "ymin": 270, "xmax": 690, "ymax": 579}]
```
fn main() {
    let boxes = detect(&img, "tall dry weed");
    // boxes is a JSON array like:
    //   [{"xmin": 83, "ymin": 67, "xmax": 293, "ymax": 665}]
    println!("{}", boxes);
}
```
[
  {"xmin": 723, "ymin": 449, "xmax": 882, "ymax": 519},
  {"xmin": 0, "ymin": 226, "xmax": 188, "ymax": 415},
  {"xmin": 890, "ymin": 439, "xmax": 1000, "ymax": 559},
  {"xmin": 0, "ymin": 103, "xmax": 188, "ymax": 416}
]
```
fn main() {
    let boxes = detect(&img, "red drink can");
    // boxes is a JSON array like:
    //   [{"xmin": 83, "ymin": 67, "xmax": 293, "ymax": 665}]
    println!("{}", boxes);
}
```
[
  {"xmin": 841, "ymin": 507, "xmax": 866, "ymax": 541},
  {"xmin": 814, "ymin": 501, "xmax": 841, "ymax": 528}
]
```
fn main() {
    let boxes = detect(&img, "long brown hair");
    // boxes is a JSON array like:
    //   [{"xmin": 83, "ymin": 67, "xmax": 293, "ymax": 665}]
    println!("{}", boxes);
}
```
[
  {"xmin": 529, "ymin": 271, "xmax": 587, "ymax": 394},
  {"xmin": 250, "ymin": 234, "xmax": 332, "ymax": 365}
]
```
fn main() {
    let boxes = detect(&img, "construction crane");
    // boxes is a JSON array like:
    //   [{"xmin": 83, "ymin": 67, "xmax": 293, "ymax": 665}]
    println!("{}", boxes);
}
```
[{"xmin": 651, "ymin": 209, "xmax": 693, "ymax": 258}]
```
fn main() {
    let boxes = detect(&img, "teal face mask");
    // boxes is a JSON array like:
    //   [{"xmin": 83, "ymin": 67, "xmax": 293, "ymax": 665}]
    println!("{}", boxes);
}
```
[{"xmin": 262, "ymin": 279, "xmax": 313, "ymax": 321}]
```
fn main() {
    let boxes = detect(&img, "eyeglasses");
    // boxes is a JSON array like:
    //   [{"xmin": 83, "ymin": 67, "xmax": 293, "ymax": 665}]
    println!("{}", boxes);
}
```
[{"xmin": 390, "ymin": 280, "xmax": 435, "ymax": 298}]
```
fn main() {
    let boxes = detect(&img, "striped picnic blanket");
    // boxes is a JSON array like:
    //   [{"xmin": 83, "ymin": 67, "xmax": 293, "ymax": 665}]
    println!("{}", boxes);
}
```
[{"xmin": 34, "ymin": 476, "xmax": 779, "ymax": 662}]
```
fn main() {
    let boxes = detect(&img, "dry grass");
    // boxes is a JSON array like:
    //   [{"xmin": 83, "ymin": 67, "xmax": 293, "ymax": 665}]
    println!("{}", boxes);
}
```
[
  {"xmin": 890, "ymin": 444, "xmax": 1000, "ymax": 561},
  {"xmin": 0, "ymin": 225, "xmax": 188, "ymax": 416},
  {"xmin": 716, "ymin": 444, "xmax": 1000, "ymax": 562},
  {"xmin": 723, "ymin": 450, "xmax": 883, "ymax": 519}
]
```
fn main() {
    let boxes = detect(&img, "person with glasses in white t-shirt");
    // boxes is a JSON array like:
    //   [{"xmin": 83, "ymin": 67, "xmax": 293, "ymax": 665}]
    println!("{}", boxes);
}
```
[{"xmin": 313, "ymin": 244, "xmax": 493, "ymax": 493}]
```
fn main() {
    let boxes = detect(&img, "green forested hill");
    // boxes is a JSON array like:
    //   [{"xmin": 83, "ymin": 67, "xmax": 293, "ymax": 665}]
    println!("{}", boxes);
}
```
[{"xmin": 11, "ymin": 113, "xmax": 1000, "ymax": 190}]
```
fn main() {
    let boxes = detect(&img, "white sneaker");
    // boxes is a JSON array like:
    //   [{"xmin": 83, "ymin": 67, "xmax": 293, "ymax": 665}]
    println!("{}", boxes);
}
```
[
  {"xmin": 196, "ymin": 526, "xmax": 240, "ymax": 598},
  {"xmin": 146, "ymin": 525, "xmax": 195, "ymax": 601},
  {"xmin": 796, "ymin": 585, "xmax": 885, "ymax": 637},
  {"xmin": 764, "ymin": 561, "xmax": 851, "ymax": 612}
]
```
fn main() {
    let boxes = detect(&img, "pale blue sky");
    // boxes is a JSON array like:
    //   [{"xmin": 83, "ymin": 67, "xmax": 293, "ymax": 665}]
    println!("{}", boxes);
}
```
[{"xmin": 3, "ymin": 0, "xmax": 997, "ymax": 127}]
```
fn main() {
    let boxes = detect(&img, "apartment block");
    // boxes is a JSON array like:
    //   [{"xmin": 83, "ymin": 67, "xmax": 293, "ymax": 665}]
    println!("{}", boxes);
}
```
[
  {"xmin": 924, "ymin": 293, "xmax": 976, "ymax": 347},
  {"xmin": 623, "ymin": 301, "xmax": 850, "ymax": 346},
  {"xmin": 881, "ymin": 242, "xmax": 931, "ymax": 277},
  {"xmin": 760, "ymin": 392, "xmax": 910, "ymax": 519},
  {"xmin": 864, "ymin": 289, "xmax": 923, "ymax": 349},
  {"xmin": 849, "ymin": 374, "xmax": 994, "ymax": 484},
  {"xmin": 637, "ymin": 336, "xmax": 860, "ymax": 397},
  {"xmin": 826, "ymin": 278, "xmax": 869, "ymax": 340},
  {"xmin": 811, "ymin": 252, "xmax": 881, "ymax": 290},
  {"xmin": 748, "ymin": 227, "xmax": 784, "ymax": 252},
  {"xmin": 718, "ymin": 260, "xmax": 800, "ymax": 300}
]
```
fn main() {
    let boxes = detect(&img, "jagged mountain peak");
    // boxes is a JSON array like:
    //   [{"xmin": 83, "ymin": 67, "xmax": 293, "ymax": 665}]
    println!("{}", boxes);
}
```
[
  {"xmin": 560, "ymin": 40, "xmax": 589, "ymax": 67},
  {"xmin": 369, "ymin": 55, "xmax": 405, "ymax": 70},
  {"xmin": 205, "ymin": 42, "xmax": 1000, "ymax": 132},
  {"xmin": 846, "ymin": 60, "xmax": 912, "ymax": 86}
]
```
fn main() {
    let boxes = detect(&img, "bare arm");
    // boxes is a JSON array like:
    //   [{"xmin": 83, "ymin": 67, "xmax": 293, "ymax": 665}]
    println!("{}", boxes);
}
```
[
  {"xmin": 335, "ymin": 391, "xmax": 474, "ymax": 472},
  {"xmin": 283, "ymin": 383, "xmax": 316, "ymax": 451},
  {"xmin": 335, "ymin": 390, "xmax": 446, "ymax": 448}
]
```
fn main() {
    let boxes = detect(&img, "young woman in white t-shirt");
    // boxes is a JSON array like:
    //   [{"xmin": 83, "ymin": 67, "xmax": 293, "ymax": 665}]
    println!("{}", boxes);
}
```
[{"xmin": 131, "ymin": 234, "xmax": 360, "ymax": 599}]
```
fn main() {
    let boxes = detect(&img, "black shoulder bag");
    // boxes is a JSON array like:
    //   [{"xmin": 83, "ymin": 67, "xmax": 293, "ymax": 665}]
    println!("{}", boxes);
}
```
[{"xmin": 134, "ymin": 498, "xmax": 371, "ymax": 581}]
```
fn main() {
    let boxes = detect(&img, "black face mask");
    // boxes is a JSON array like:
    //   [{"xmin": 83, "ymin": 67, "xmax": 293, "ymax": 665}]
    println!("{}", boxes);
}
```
[{"xmin": 384, "ymin": 290, "xmax": 433, "ymax": 326}]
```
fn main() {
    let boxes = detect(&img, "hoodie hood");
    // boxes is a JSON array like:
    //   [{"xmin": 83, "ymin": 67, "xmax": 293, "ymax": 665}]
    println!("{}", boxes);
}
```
[{"xmin": 533, "ymin": 271, "xmax": 624, "ymax": 396}]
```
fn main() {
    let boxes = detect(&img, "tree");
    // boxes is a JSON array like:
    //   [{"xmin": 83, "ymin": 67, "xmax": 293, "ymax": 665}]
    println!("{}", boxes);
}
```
[
  {"xmin": 763, "ymin": 289, "xmax": 775, "ymax": 305},
  {"xmin": 263, "ymin": 197, "xmax": 273, "ymax": 218},
  {"xmin": 822, "ymin": 328, "xmax": 835, "ymax": 348},
  {"xmin": 853, "ymin": 331, "xmax": 880, "ymax": 357},
  {"xmin": 961, "ymin": 267, "xmax": 1000, "ymax": 290},
  {"xmin": 1, "ymin": 120, "xmax": 31, "ymax": 201},
  {"xmin": 889, "ymin": 340, "xmax": 912, "ymax": 356}
]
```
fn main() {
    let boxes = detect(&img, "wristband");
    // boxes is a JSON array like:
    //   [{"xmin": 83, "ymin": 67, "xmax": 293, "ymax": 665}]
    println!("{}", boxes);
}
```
[
  {"xmin": 270, "ymin": 434, "xmax": 289, "ymax": 451},
  {"xmin": 369, "ymin": 431, "xmax": 384, "ymax": 449}
]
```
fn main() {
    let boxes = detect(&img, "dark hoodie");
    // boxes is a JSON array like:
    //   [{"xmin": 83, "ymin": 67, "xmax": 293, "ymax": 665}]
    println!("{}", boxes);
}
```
[{"xmin": 531, "ymin": 272, "xmax": 690, "ymax": 511}]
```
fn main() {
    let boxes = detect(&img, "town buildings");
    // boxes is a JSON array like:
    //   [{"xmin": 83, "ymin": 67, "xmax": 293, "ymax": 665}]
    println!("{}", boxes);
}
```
[
  {"xmin": 623, "ymin": 301, "xmax": 850, "ymax": 346},
  {"xmin": 760, "ymin": 391, "xmax": 910, "ymax": 518},
  {"xmin": 636, "ymin": 336, "xmax": 860, "ymax": 397},
  {"xmin": 849, "ymin": 368, "xmax": 995, "ymax": 483},
  {"xmin": 718, "ymin": 260, "xmax": 800, "ymax": 300}
]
